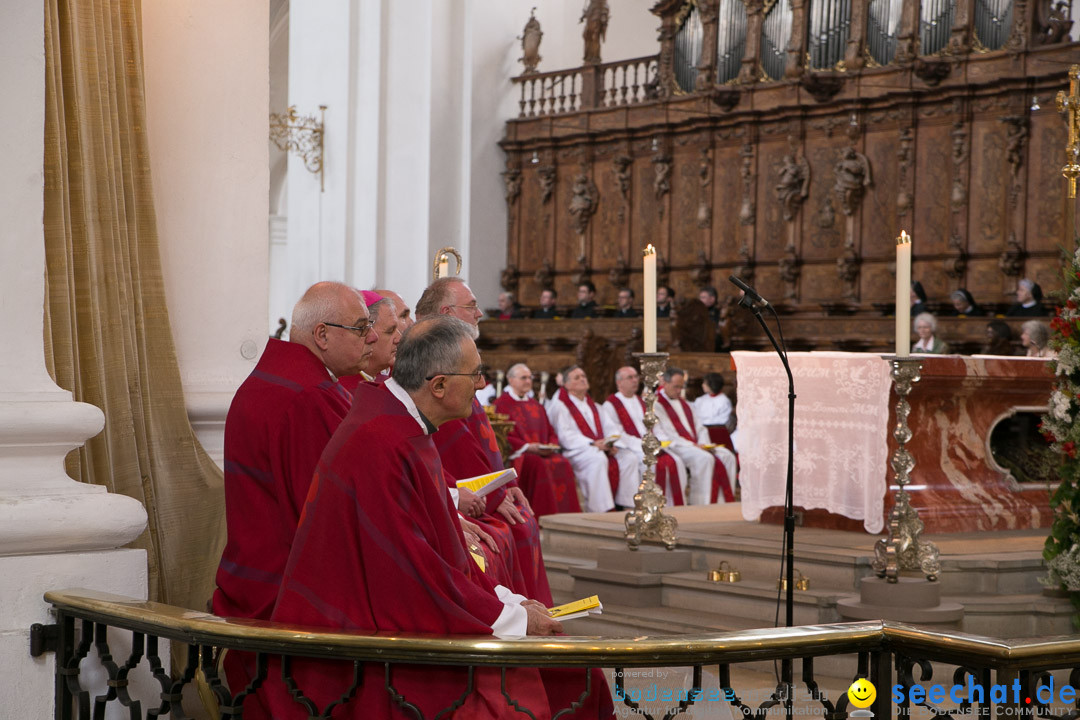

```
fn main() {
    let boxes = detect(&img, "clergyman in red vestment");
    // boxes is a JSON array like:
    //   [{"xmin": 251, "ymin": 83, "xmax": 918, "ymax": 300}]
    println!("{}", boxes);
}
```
[
  {"xmin": 493, "ymin": 363, "xmax": 581, "ymax": 516},
  {"xmin": 211, "ymin": 282, "xmax": 379, "ymax": 713},
  {"xmin": 265, "ymin": 317, "xmax": 563, "ymax": 719},
  {"xmin": 417, "ymin": 277, "xmax": 551, "ymax": 604}
]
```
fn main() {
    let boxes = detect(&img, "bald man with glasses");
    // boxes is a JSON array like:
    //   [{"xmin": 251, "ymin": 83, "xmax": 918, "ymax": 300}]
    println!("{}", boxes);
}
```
[{"xmin": 212, "ymin": 281, "xmax": 379, "ymax": 716}]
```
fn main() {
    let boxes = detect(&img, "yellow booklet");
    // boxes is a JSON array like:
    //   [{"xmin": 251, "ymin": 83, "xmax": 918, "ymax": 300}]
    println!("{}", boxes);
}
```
[
  {"xmin": 469, "ymin": 549, "xmax": 486, "ymax": 572},
  {"xmin": 456, "ymin": 468, "xmax": 517, "ymax": 498},
  {"xmin": 548, "ymin": 595, "xmax": 603, "ymax": 620}
]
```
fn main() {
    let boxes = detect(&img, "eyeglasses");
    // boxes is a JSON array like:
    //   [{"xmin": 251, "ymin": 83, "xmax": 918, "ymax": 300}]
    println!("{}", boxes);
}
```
[
  {"xmin": 426, "ymin": 366, "xmax": 487, "ymax": 382},
  {"xmin": 323, "ymin": 320, "xmax": 372, "ymax": 337}
]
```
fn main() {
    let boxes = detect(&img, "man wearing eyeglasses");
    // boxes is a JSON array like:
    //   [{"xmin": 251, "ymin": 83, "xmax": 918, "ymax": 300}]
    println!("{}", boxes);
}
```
[
  {"xmin": 212, "ymin": 281, "xmax": 379, "ymax": 714},
  {"xmin": 265, "ymin": 316, "xmax": 570, "ymax": 719},
  {"xmin": 416, "ymin": 277, "xmax": 552, "ymax": 606}
]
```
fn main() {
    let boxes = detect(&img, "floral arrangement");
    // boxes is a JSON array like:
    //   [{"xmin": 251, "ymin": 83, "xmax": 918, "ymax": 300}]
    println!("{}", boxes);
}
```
[{"xmin": 1042, "ymin": 243, "xmax": 1080, "ymax": 610}]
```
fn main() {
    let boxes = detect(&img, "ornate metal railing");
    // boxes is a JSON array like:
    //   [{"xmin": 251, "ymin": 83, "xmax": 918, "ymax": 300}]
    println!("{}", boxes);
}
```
[{"xmin": 34, "ymin": 588, "xmax": 1080, "ymax": 720}]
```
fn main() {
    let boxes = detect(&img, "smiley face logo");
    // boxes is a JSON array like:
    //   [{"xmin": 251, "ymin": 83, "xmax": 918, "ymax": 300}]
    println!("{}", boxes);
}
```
[{"xmin": 848, "ymin": 678, "xmax": 877, "ymax": 708}]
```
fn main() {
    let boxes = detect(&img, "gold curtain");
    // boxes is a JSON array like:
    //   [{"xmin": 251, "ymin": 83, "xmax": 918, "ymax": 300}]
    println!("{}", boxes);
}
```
[{"xmin": 42, "ymin": 0, "xmax": 226, "ymax": 611}]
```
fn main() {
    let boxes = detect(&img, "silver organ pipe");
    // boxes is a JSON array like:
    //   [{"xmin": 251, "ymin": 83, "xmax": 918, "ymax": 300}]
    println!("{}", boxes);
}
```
[
  {"xmin": 808, "ymin": 0, "xmax": 852, "ymax": 69},
  {"xmin": 717, "ymin": 0, "xmax": 749, "ymax": 83},
  {"xmin": 919, "ymin": 0, "xmax": 956, "ymax": 54},
  {"xmin": 674, "ymin": 4, "xmax": 705, "ymax": 92},
  {"xmin": 868, "ymin": 0, "xmax": 902, "ymax": 64},
  {"xmin": 761, "ymin": 0, "xmax": 793, "ymax": 79},
  {"xmin": 974, "ymin": 0, "xmax": 1013, "ymax": 49}
]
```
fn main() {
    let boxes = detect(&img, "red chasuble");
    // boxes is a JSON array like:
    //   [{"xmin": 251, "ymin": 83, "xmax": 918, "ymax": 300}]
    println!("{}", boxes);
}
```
[
  {"xmin": 656, "ymin": 392, "xmax": 734, "ymax": 502},
  {"xmin": 492, "ymin": 393, "xmax": 580, "ymax": 516},
  {"xmin": 435, "ymin": 398, "xmax": 552, "ymax": 606},
  {"xmin": 556, "ymin": 388, "xmax": 620, "ymax": 498},
  {"xmin": 211, "ymin": 339, "xmax": 354, "ymax": 718},
  {"xmin": 264, "ymin": 382, "xmax": 549, "ymax": 719},
  {"xmin": 605, "ymin": 394, "xmax": 684, "ymax": 506}
]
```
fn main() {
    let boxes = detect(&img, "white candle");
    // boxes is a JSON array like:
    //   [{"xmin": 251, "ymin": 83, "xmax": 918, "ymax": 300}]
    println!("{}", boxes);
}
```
[
  {"xmin": 438, "ymin": 254, "xmax": 449, "ymax": 279},
  {"xmin": 643, "ymin": 245, "xmax": 657, "ymax": 353},
  {"xmin": 896, "ymin": 231, "xmax": 911, "ymax": 358}
]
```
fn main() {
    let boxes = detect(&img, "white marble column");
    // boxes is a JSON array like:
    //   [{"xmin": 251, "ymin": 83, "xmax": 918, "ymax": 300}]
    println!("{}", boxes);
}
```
[{"xmin": 0, "ymin": 3, "xmax": 148, "ymax": 717}]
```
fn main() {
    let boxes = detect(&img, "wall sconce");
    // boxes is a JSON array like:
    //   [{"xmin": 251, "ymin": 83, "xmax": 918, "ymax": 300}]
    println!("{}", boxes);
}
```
[
  {"xmin": 1031, "ymin": 95, "xmax": 1041, "ymax": 111},
  {"xmin": 651, "ymin": 137, "xmax": 660, "ymax": 151},
  {"xmin": 530, "ymin": 150, "xmax": 540, "ymax": 164},
  {"xmin": 269, "ymin": 105, "xmax": 326, "ymax": 192}
]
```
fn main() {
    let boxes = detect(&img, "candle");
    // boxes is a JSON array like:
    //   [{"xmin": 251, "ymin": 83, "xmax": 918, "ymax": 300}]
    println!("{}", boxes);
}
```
[
  {"xmin": 643, "ymin": 245, "xmax": 657, "ymax": 353},
  {"xmin": 896, "ymin": 231, "xmax": 911, "ymax": 357},
  {"xmin": 438, "ymin": 254, "xmax": 449, "ymax": 279}
]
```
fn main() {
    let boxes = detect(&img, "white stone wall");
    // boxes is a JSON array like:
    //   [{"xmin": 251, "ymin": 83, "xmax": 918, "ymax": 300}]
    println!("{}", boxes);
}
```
[{"xmin": 141, "ymin": 0, "xmax": 271, "ymax": 465}]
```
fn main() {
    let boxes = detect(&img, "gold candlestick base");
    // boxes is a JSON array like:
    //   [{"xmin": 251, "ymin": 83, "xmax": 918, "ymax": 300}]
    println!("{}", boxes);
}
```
[
  {"xmin": 872, "ymin": 357, "xmax": 941, "ymax": 582},
  {"xmin": 625, "ymin": 352, "xmax": 678, "ymax": 550}
]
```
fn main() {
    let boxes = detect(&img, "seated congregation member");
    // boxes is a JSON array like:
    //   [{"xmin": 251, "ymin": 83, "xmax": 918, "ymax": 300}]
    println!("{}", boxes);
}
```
[
  {"xmin": 912, "ymin": 312, "xmax": 949, "ymax": 354},
  {"xmin": 213, "ymin": 281, "xmax": 379, "ymax": 714},
  {"xmin": 655, "ymin": 368, "xmax": 736, "ymax": 504},
  {"xmin": 1021, "ymin": 320, "xmax": 1055, "ymax": 358},
  {"xmin": 693, "ymin": 372, "xmax": 736, "ymax": 451},
  {"xmin": 698, "ymin": 286, "xmax": 721, "ymax": 324},
  {"xmin": 416, "ymin": 277, "xmax": 551, "ymax": 604},
  {"xmin": 1007, "ymin": 278, "xmax": 1049, "ymax": 317},
  {"xmin": 949, "ymin": 289, "xmax": 984, "ymax": 317},
  {"xmin": 493, "ymin": 364, "xmax": 581, "ymax": 516},
  {"xmin": 614, "ymin": 287, "xmax": 639, "ymax": 318},
  {"xmin": 656, "ymin": 285, "xmax": 675, "ymax": 318},
  {"xmin": 571, "ymin": 281, "xmax": 599, "ymax": 318},
  {"xmin": 534, "ymin": 288, "xmax": 558, "ymax": 319},
  {"xmin": 266, "ymin": 317, "xmax": 563, "ymax": 720},
  {"xmin": 601, "ymin": 366, "xmax": 687, "ymax": 507},
  {"xmin": 982, "ymin": 320, "xmax": 1016, "ymax": 355},
  {"xmin": 546, "ymin": 366, "xmax": 622, "ymax": 513},
  {"xmin": 498, "ymin": 291, "xmax": 524, "ymax": 320},
  {"xmin": 910, "ymin": 281, "xmax": 930, "ymax": 317}
]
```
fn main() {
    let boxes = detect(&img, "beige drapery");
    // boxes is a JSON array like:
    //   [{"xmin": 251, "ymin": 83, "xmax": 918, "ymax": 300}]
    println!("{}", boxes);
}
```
[{"xmin": 42, "ymin": 0, "xmax": 226, "ymax": 612}]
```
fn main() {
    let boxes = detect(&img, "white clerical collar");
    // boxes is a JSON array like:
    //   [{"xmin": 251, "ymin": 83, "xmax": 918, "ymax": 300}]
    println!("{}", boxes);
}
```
[
  {"xmin": 385, "ymin": 377, "xmax": 432, "ymax": 435},
  {"xmin": 617, "ymin": 392, "xmax": 638, "ymax": 405},
  {"xmin": 509, "ymin": 389, "xmax": 529, "ymax": 401}
]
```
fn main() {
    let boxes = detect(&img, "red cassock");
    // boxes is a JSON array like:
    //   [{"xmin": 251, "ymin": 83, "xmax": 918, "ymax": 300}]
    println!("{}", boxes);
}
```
[
  {"xmin": 263, "ymin": 382, "xmax": 551, "ymax": 719},
  {"xmin": 212, "ymin": 339, "xmax": 353, "ymax": 717},
  {"xmin": 605, "ymin": 394, "xmax": 684, "ymax": 506},
  {"xmin": 434, "ymin": 398, "xmax": 552, "ymax": 605},
  {"xmin": 435, "ymin": 398, "xmax": 613, "ymax": 719},
  {"xmin": 492, "ymin": 393, "xmax": 581, "ymax": 516}
]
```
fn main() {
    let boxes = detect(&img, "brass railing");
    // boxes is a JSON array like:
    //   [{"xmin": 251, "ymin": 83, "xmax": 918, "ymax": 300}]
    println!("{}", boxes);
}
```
[{"xmin": 37, "ymin": 588, "xmax": 1080, "ymax": 719}]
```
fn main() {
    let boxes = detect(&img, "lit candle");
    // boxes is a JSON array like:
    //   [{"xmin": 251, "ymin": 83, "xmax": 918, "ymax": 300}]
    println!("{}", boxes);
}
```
[
  {"xmin": 438, "ymin": 254, "xmax": 449, "ymax": 279},
  {"xmin": 643, "ymin": 244, "xmax": 657, "ymax": 353},
  {"xmin": 896, "ymin": 231, "xmax": 911, "ymax": 358}
]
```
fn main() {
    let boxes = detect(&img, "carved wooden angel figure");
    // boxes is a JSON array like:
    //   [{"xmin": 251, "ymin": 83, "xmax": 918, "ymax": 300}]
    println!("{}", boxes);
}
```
[
  {"xmin": 697, "ymin": 147, "xmax": 713, "ymax": 228},
  {"xmin": 519, "ymin": 8, "xmax": 543, "ymax": 74},
  {"xmin": 832, "ymin": 146, "xmax": 872, "ymax": 216},
  {"xmin": 775, "ymin": 153, "xmax": 811, "ymax": 222},
  {"xmin": 568, "ymin": 169, "xmax": 599, "ymax": 235},
  {"xmin": 580, "ymin": 0, "xmax": 609, "ymax": 64}
]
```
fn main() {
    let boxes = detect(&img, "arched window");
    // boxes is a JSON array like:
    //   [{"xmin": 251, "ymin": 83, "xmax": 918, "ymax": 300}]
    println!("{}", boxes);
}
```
[
  {"xmin": 807, "ymin": 0, "xmax": 852, "ymax": 70},
  {"xmin": 761, "ymin": 0, "xmax": 793, "ymax": 80}
]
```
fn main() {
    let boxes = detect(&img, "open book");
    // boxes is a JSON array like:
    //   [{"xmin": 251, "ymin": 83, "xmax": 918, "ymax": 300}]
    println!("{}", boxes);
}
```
[
  {"xmin": 548, "ymin": 595, "xmax": 603, "ymax": 621},
  {"xmin": 455, "ymin": 468, "xmax": 517, "ymax": 498}
]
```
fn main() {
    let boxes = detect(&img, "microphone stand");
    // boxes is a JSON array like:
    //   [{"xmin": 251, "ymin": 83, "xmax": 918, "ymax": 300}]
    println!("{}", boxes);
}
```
[{"xmin": 738, "ymin": 294, "xmax": 796, "ymax": 713}]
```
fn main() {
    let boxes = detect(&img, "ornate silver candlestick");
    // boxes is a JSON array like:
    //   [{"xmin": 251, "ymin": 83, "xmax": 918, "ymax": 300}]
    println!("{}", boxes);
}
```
[
  {"xmin": 873, "ymin": 357, "xmax": 941, "ymax": 582},
  {"xmin": 625, "ymin": 352, "xmax": 678, "ymax": 550}
]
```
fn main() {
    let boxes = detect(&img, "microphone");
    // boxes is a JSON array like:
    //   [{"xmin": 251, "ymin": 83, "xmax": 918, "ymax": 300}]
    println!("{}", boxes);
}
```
[{"xmin": 728, "ymin": 275, "xmax": 770, "ymax": 308}]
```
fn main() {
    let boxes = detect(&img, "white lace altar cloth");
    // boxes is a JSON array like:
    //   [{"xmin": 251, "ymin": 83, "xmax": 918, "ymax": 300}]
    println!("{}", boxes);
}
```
[{"xmin": 732, "ymin": 351, "xmax": 891, "ymax": 533}]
